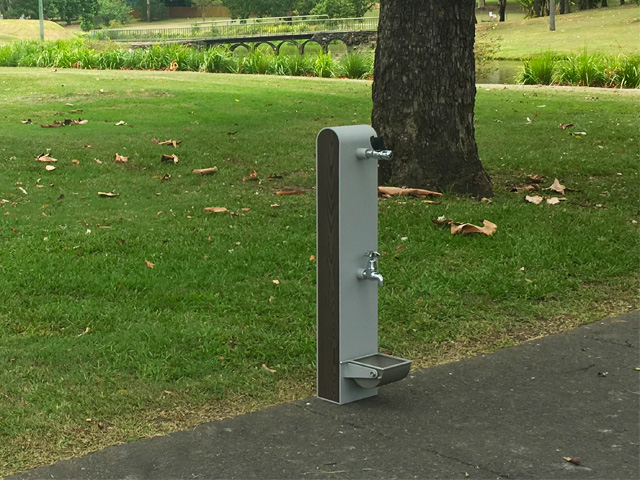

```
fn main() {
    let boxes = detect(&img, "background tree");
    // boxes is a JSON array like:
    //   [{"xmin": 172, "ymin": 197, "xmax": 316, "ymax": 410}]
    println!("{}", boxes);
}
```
[
  {"xmin": 95, "ymin": 0, "xmax": 132, "ymax": 26},
  {"xmin": 134, "ymin": 0, "xmax": 166, "ymax": 21},
  {"xmin": 191, "ymin": 0, "xmax": 217, "ymax": 21},
  {"xmin": 498, "ymin": 0, "xmax": 507, "ymax": 20},
  {"xmin": 311, "ymin": 0, "xmax": 374, "ymax": 17},
  {"xmin": 372, "ymin": 0, "xmax": 493, "ymax": 198}
]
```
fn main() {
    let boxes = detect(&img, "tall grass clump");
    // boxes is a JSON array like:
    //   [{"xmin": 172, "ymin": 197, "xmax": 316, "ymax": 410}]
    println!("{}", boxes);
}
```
[
  {"xmin": 338, "ymin": 51, "xmax": 373, "ymax": 79},
  {"xmin": 313, "ymin": 51, "xmax": 336, "ymax": 78},
  {"xmin": 608, "ymin": 54, "xmax": 640, "ymax": 88},
  {"xmin": 517, "ymin": 52, "xmax": 558, "ymax": 85},
  {"xmin": 556, "ymin": 50, "xmax": 607, "ymax": 87},
  {"xmin": 240, "ymin": 50, "xmax": 273, "ymax": 75},
  {"xmin": 201, "ymin": 46, "xmax": 236, "ymax": 73}
]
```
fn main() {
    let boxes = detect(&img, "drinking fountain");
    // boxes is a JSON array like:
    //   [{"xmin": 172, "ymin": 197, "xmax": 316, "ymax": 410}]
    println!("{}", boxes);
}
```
[{"xmin": 316, "ymin": 125, "xmax": 412, "ymax": 405}]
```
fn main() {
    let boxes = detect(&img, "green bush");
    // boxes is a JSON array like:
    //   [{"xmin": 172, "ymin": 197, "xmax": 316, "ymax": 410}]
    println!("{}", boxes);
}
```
[
  {"xmin": 517, "ymin": 52, "xmax": 558, "ymax": 85},
  {"xmin": 338, "ymin": 51, "xmax": 373, "ymax": 79}
]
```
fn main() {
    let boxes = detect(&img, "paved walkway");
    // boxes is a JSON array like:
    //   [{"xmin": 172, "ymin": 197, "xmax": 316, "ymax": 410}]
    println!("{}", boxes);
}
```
[{"xmin": 10, "ymin": 312, "xmax": 639, "ymax": 480}]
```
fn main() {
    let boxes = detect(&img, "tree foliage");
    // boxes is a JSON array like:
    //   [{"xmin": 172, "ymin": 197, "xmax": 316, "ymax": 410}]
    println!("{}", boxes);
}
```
[{"xmin": 311, "ymin": 0, "xmax": 375, "ymax": 17}]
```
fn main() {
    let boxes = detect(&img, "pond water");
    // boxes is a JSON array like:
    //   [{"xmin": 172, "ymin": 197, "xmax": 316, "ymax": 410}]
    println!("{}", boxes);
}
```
[{"xmin": 476, "ymin": 60, "xmax": 522, "ymax": 85}]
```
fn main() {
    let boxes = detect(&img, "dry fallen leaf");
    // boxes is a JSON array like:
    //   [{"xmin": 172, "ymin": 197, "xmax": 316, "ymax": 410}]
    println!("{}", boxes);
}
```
[
  {"xmin": 115, "ymin": 121, "xmax": 126, "ymax": 126},
  {"xmin": 525, "ymin": 195, "xmax": 544, "ymax": 205},
  {"xmin": 69, "ymin": 109, "xmax": 83, "ymax": 113},
  {"xmin": 378, "ymin": 186, "xmax": 442, "ymax": 197},
  {"xmin": 241, "ymin": 208, "xmax": 250, "ymax": 212},
  {"xmin": 21, "ymin": 119, "xmax": 32, "ymax": 124},
  {"xmin": 546, "ymin": 197, "xmax": 566, "ymax": 205},
  {"xmin": 203, "ymin": 207, "xmax": 228, "ymax": 213},
  {"xmin": 547, "ymin": 178, "xmax": 566, "ymax": 195},
  {"xmin": 563, "ymin": 457, "xmax": 581, "ymax": 465},
  {"xmin": 72, "ymin": 159, "xmax": 80, "ymax": 165},
  {"xmin": 97, "ymin": 192, "xmax": 117, "ymax": 198},
  {"xmin": 276, "ymin": 189, "xmax": 304, "ymax": 195},
  {"xmin": 76, "ymin": 327, "xmax": 90, "ymax": 338},
  {"xmin": 161, "ymin": 154, "xmax": 179, "ymax": 164},
  {"xmin": 272, "ymin": 279, "xmax": 280, "ymax": 285},
  {"xmin": 36, "ymin": 153, "xmax": 57, "ymax": 163},
  {"xmin": 45, "ymin": 165, "xmax": 56, "ymax": 172},
  {"xmin": 261, "ymin": 363, "xmax": 276, "ymax": 374},
  {"xmin": 192, "ymin": 167, "xmax": 218, "ymax": 175},
  {"xmin": 270, "ymin": 203, "xmax": 280, "ymax": 208},
  {"xmin": 451, "ymin": 220, "xmax": 497, "ymax": 236},
  {"xmin": 431, "ymin": 216, "xmax": 453, "ymax": 226},
  {"xmin": 558, "ymin": 123, "xmax": 576, "ymax": 130},
  {"xmin": 309, "ymin": 255, "xmax": 316, "ymax": 262},
  {"xmin": 144, "ymin": 260, "xmax": 155, "ymax": 269},
  {"xmin": 527, "ymin": 174, "xmax": 544, "ymax": 183},
  {"xmin": 114, "ymin": 153, "xmax": 128, "ymax": 163},
  {"xmin": 153, "ymin": 138, "xmax": 181, "ymax": 148}
]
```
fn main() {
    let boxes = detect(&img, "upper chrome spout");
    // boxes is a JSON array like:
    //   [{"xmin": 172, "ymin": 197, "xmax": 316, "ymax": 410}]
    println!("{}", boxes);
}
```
[
  {"xmin": 356, "ymin": 148, "xmax": 393, "ymax": 161},
  {"xmin": 357, "ymin": 251, "xmax": 384, "ymax": 287}
]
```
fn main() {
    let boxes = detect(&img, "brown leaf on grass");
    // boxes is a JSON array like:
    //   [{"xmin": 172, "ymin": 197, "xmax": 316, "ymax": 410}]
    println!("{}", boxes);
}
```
[
  {"xmin": 558, "ymin": 123, "xmax": 576, "ymax": 130},
  {"xmin": 261, "ymin": 363, "xmax": 276, "ymax": 374},
  {"xmin": 115, "ymin": 121, "xmax": 126, "ymax": 126},
  {"xmin": 203, "ymin": 207, "xmax": 228, "ymax": 213},
  {"xmin": 546, "ymin": 197, "xmax": 566, "ymax": 205},
  {"xmin": 71, "ymin": 159, "xmax": 80, "ymax": 166},
  {"xmin": 21, "ymin": 119, "xmax": 32, "ymax": 124},
  {"xmin": 152, "ymin": 138, "xmax": 182, "ymax": 148},
  {"xmin": 98, "ymin": 192, "xmax": 117, "ymax": 198},
  {"xmin": 45, "ymin": 165, "xmax": 56, "ymax": 172},
  {"xmin": 431, "ymin": 216, "xmax": 453, "ymax": 226},
  {"xmin": 525, "ymin": 195, "xmax": 544, "ymax": 204},
  {"xmin": 547, "ymin": 178, "xmax": 566, "ymax": 195},
  {"xmin": 378, "ymin": 186, "xmax": 443, "ymax": 197},
  {"xmin": 527, "ymin": 174, "xmax": 544, "ymax": 183},
  {"xmin": 76, "ymin": 327, "xmax": 90, "ymax": 337},
  {"xmin": 276, "ymin": 189, "xmax": 304, "ymax": 195},
  {"xmin": 451, "ymin": 220, "xmax": 497, "ymax": 236},
  {"xmin": 144, "ymin": 260, "xmax": 155, "ymax": 269},
  {"xmin": 161, "ymin": 154, "xmax": 179, "ymax": 164},
  {"xmin": 562, "ymin": 457, "xmax": 581, "ymax": 465},
  {"xmin": 41, "ymin": 120, "xmax": 64, "ymax": 128},
  {"xmin": 69, "ymin": 109, "xmax": 83, "ymax": 113},
  {"xmin": 272, "ymin": 279, "xmax": 280, "ymax": 285},
  {"xmin": 249, "ymin": 170, "xmax": 258, "ymax": 180},
  {"xmin": 114, "ymin": 153, "xmax": 128, "ymax": 163},
  {"xmin": 36, "ymin": 153, "xmax": 57, "ymax": 163}
]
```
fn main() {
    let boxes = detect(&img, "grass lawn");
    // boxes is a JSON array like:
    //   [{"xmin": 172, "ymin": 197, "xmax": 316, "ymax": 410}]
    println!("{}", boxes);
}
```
[
  {"xmin": 0, "ymin": 68, "xmax": 638, "ymax": 476},
  {"xmin": 0, "ymin": 20, "xmax": 72, "ymax": 43},
  {"xmin": 479, "ymin": 3, "xmax": 640, "ymax": 59}
]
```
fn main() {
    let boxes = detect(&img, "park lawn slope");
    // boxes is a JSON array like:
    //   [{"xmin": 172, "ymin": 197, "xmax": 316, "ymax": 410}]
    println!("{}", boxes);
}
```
[
  {"xmin": 0, "ymin": 68, "xmax": 638, "ymax": 475},
  {"xmin": 478, "ymin": 3, "xmax": 640, "ymax": 59},
  {"xmin": 0, "ymin": 19, "xmax": 72, "ymax": 43}
]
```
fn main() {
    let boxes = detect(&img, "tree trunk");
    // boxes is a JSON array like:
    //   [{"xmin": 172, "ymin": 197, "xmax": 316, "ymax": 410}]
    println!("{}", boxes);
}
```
[
  {"xmin": 601, "ymin": 0, "xmax": 608, "ymax": 6},
  {"xmin": 533, "ymin": 0, "xmax": 543, "ymax": 16},
  {"xmin": 372, "ymin": 0, "xmax": 493, "ymax": 198},
  {"xmin": 498, "ymin": 0, "xmax": 507, "ymax": 21},
  {"xmin": 477, "ymin": 0, "xmax": 486, "ymax": 9},
  {"xmin": 560, "ymin": 0, "xmax": 570, "ymax": 13}
]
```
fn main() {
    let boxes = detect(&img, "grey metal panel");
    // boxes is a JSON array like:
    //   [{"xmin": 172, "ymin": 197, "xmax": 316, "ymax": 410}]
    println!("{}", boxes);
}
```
[{"xmin": 333, "ymin": 125, "xmax": 380, "ymax": 404}]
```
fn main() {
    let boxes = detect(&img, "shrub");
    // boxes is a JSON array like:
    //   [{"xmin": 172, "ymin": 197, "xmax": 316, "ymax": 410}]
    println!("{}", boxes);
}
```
[
  {"xmin": 313, "ymin": 51, "xmax": 336, "ymax": 78},
  {"xmin": 556, "ymin": 51, "xmax": 607, "ymax": 87},
  {"xmin": 338, "ymin": 51, "xmax": 373, "ymax": 79},
  {"xmin": 517, "ymin": 52, "xmax": 558, "ymax": 85}
]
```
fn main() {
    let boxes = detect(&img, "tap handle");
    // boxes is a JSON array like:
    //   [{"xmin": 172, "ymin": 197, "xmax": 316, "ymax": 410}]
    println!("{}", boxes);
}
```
[
  {"xmin": 365, "ymin": 251, "xmax": 381, "ymax": 259},
  {"xmin": 370, "ymin": 136, "xmax": 385, "ymax": 150}
]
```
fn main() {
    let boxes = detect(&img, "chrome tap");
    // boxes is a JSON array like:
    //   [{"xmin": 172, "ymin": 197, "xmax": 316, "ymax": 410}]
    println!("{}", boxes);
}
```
[
  {"xmin": 357, "ymin": 251, "xmax": 384, "ymax": 287},
  {"xmin": 356, "ymin": 135, "xmax": 393, "ymax": 161},
  {"xmin": 356, "ymin": 148, "xmax": 393, "ymax": 161}
]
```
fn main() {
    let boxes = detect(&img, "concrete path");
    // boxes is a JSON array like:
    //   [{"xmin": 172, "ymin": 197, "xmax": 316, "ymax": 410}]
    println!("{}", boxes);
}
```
[{"xmin": 10, "ymin": 312, "xmax": 639, "ymax": 480}]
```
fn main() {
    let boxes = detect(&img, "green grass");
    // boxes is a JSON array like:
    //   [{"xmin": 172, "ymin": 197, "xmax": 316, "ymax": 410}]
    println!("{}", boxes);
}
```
[
  {"xmin": 0, "ymin": 68, "xmax": 638, "ymax": 476},
  {"xmin": 479, "ymin": 4, "xmax": 640, "ymax": 59},
  {"xmin": 0, "ymin": 19, "xmax": 73, "ymax": 43}
]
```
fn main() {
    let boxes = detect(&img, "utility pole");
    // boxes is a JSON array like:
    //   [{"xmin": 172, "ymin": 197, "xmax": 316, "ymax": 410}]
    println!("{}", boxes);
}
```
[
  {"xmin": 38, "ymin": 0, "xmax": 44, "ymax": 40},
  {"xmin": 550, "ymin": 0, "xmax": 556, "ymax": 31}
]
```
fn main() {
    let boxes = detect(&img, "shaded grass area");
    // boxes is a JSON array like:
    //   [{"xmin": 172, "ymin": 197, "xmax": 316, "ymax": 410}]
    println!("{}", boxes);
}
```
[
  {"xmin": 0, "ymin": 69, "xmax": 638, "ymax": 475},
  {"xmin": 478, "ymin": 4, "xmax": 640, "ymax": 59}
]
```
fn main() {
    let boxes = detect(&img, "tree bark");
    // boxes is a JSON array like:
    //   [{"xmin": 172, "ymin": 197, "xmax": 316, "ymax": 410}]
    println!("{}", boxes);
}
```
[
  {"xmin": 560, "ymin": 0, "xmax": 570, "ymax": 13},
  {"xmin": 372, "ymin": 0, "xmax": 493, "ymax": 198},
  {"xmin": 498, "ymin": 0, "xmax": 507, "ymax": 21}
]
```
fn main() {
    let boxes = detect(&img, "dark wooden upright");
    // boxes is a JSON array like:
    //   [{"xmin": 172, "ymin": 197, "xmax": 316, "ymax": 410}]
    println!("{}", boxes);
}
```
[{"xmin": 316, "ymin": 129, "xmax": 340, "ymax": 403}]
